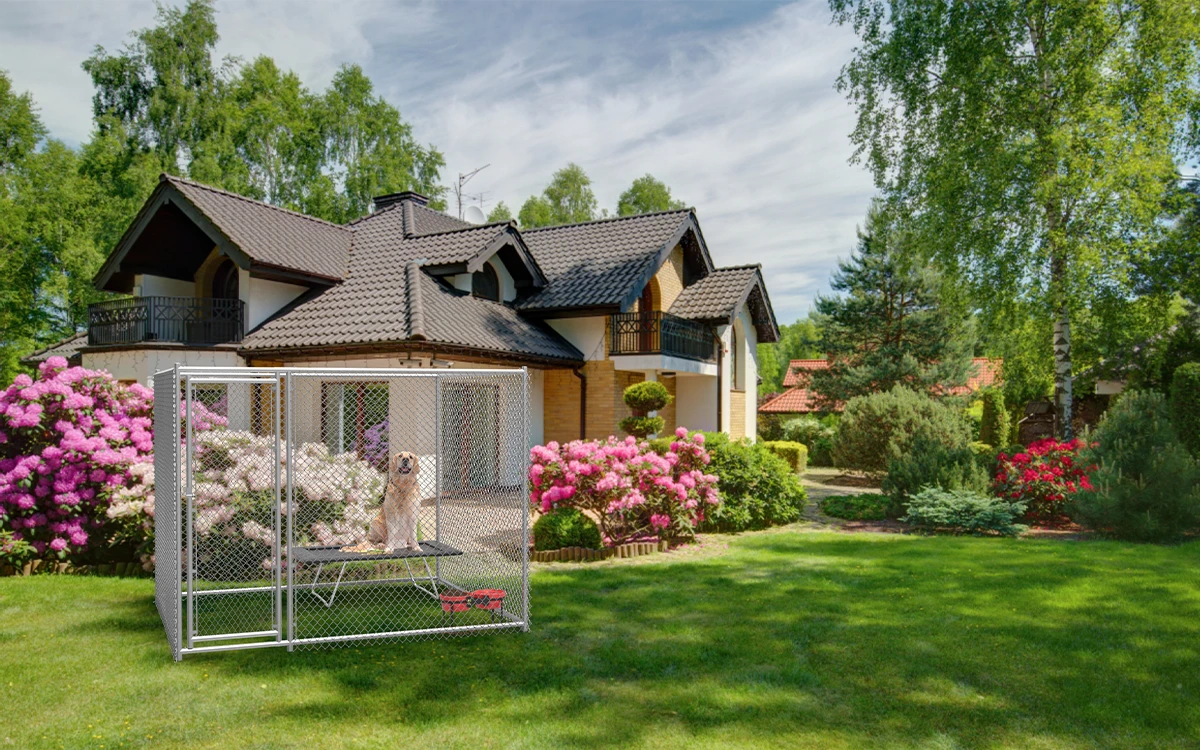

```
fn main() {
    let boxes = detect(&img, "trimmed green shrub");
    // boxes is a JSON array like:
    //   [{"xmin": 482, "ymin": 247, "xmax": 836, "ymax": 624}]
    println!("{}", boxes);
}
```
[
  {"xmin": 618, "ymin": 415, "xmax": 665, "ymax": 439},
  {"xmin": 979, "ymin": 389, "xmax": 1010, "ymax": 449},
  {"xmin": 757, "ymin": 413, "xmax": 784, "ymax": 442},
  {"xmin": 902, "ymin": 487, "xmax": 1028, "ymax": 537},
  {"xmin": 780, "ymin": 415, "xmax": 837, "ymax": 466},
  {"xmin": 697, "ymin": 432, "xmax": 808, "ymax": 531},
  {"xmin": 762, "ymin": 440, "xmax": 808, "ymax": 474},
  {"xmin": 532, "ymin": 508, "xmax": 602, "ymax": 551},
  {"xmin": 819, "ymin": 493, "xmax": 890, "ymax": 521},
  {"xmin": 1072, "ymin": 390, "xmax": 1200, "ymax": 542},
  {"xmin": 622, "ymin": 381, "xmax": 673, "ymax": 413},
  {"xmin": 1170, "ymin": 362, "xmax": 1200, "ymax": 459},
  {"xmin": 882, "ymin": 433, "xmax": 991, "ymax": 514},
  {"xmin": 833, "ymin": 386, "xmax": 973, "ymax": 475}
]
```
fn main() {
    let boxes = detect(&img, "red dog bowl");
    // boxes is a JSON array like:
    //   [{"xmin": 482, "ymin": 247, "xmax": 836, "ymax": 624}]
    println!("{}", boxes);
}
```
[
  {"xmin": 439, "ymin": 593, "xmax": 471, "ymax": 613},
  {"xmin": 469, "ymin": 589, "xmax": 507, "ymax": 612}
]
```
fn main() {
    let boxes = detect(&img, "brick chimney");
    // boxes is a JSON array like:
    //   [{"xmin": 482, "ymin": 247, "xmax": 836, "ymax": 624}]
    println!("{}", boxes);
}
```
[{"xmin": 373, "ymin": 191, "xmax": 429, "ymax": 212}]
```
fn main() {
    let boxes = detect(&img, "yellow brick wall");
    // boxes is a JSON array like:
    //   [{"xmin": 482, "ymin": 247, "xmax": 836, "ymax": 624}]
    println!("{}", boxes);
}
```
[
  {"xmin": 544, "ymin": 369, "xmax": 582, "ymax": 444},
  {"xmin": 730, "ymin": 390, "xmax": 747, "ymax": 439},
  {"xmin": 654, "ymin": 245, "xmax": 685, "ymax": 310}
]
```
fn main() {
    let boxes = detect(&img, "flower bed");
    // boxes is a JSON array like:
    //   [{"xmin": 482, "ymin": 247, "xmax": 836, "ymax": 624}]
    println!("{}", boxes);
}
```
[
  {"xmin": 529, "ymin": 428, "xmax": 719, "ymax": 545},
  {"xmin": 993, "ymin": 438, "xmax": 1093, "ymax": 526}
]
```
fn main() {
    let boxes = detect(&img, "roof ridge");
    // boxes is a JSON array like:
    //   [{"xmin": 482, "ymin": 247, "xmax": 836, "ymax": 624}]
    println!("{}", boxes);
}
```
[
  {"xmin": 347, "ymin": 199, "xmax": 403, "ymax": 227},
  {"xmin": 520, "ymin": 208, "xmax": 692, "ymax": 233},
  {"xmin": 406, "ymin": 261, "xmax": 427, "ymax": 340},
  {"xmin": 713, "ymin": 263, "xmax": 762, "ymax": 271},
  {"xmin": 162, "ymin": 174, "xmax": 349, "ymax": 232},
  {"xmin": 408, "ymin": 220, "xmax": 513, "ymax": 239}
]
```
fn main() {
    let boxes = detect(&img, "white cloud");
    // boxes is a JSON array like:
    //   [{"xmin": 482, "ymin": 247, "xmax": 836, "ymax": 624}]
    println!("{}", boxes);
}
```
[{"xmin": 0, "ymin": 0, "xmax": 876, "ymax": 323}]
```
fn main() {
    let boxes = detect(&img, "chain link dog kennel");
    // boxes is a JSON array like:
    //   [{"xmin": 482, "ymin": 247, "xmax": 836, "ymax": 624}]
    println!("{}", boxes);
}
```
[{"xmin": 152, "ymin": 366, "xmax": 530, "ymax": 660}]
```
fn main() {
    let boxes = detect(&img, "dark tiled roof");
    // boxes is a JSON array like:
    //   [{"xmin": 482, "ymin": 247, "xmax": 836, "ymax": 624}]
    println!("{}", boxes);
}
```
[
  {"xmin": 20, "ymin": 332, "xmax": 88, "ymax": 365},
  {"xmin": 517, "ymin": 210, "xmax": 692, "ymax": 311},
  {"xmin": 669, "ymin": 265, "xmax": 760, "ymax": 320},
  {"xmin": 353, "ymin": 209, "xmax": 514, "ymax": 266},
  {"xmin": 166, "ymin": 175, "xmax": 351, "ymax": 280},
  {"xmin": 241, "ymin": 254, "xmax": 581, "ymax": 362}
]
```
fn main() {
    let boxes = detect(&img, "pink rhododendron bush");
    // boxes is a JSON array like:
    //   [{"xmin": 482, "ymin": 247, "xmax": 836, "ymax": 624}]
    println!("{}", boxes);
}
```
[
  {"xmin": 0, "ymin": 357, "xmax": 155, "ymax": 563},
  {"xmin": 187, "ymin": 430, "xmax": 385, "ymax": 575},
  {"xmin": 529, "ymin": 427, "xmax": 719, "ymax": 544}
]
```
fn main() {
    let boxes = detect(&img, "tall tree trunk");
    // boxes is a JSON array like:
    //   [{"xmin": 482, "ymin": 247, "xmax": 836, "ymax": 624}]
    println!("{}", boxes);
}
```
[{"xmin": 1050, "ymin": 251, "xmax": 1073, "ymax": 440}]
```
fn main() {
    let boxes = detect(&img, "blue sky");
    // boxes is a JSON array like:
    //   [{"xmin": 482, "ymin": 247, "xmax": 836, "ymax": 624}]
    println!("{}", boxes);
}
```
[{"xmin": 0, "ymin": 0, "xmax": 877, "ymax": 324}]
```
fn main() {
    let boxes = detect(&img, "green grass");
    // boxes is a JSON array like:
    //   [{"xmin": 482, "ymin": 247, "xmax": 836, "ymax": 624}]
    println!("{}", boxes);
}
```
[
  {"xmin": 819, "ymin": 493, "xmax": 892, "ymax": 520},
  {"xmin": 2, "ymin": 530, "xmax": 1200, "ymax": 749}
]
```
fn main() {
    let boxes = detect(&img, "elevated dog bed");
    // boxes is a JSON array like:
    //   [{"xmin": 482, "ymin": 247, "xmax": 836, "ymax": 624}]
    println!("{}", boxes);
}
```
[{"xmin": 291, "ymin": 541, "xmax": 465, "ymax": 607}]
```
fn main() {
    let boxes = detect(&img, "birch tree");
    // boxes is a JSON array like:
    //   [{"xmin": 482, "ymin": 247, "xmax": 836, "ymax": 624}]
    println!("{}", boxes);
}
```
[{"xmin": 830, "ymin": 0, "xmax": 1200, "ymax": 436}]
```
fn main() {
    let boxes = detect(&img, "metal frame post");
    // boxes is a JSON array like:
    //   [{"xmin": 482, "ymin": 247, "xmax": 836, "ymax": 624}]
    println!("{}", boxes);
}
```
[
  {"xmin": 273, "ymin": 374, "xmax": 282, "ymax": 643},
  {"xmin": 185, "ymin": 373, "xmax": 195, "ymax": 650},
  {"xmin": 521, "ymin": 367, "xmax": 531, "ymax": 631},
  {"xmin": 286, "ymin": 373, "xmax": 295, "ymax": 650}
]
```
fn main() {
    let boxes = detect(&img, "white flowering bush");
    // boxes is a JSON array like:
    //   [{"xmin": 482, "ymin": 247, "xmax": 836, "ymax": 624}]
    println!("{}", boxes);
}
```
[{"xmin": 112, "ymin": 429, "xmax": 386, "ymax": 576}]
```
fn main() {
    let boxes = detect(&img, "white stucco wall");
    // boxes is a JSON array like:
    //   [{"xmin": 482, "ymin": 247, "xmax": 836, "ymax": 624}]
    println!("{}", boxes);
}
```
[
  {"xmin": 737, "ymin": 307, "xmax": 759, "ymax": 440},
  {"xmin": 245, "ymin": 276, "xmax": 307, "ymax": 331},
  {"xmin": 82, "ymin": 348, "xmax": 243, "ymax": 385},
  {"xmin": 546, "ymin": 317, "xmax": 607, "ymax": 361},
  {"xmin": 676, "ymin": 374, "xmax": 718, "ymax": 432},
  {"xmin": 135, "ymin": 274, "xmax": 195, "ymax": 298}
]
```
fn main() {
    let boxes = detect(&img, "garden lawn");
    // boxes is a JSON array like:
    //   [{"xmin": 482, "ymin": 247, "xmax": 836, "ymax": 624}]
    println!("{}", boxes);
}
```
[{"xmin": 2, "ymin": 530, "xmax": 1199, "ymax": 749}]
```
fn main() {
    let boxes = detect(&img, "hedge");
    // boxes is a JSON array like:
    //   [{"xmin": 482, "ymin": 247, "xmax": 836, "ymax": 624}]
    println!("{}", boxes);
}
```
[{"xmin": 762, "ymin": 440, "xmax": 808, "ymax": 474}]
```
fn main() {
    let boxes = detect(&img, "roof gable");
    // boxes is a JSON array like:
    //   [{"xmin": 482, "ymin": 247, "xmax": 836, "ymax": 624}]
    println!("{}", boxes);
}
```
[{"xmin": 669, "ymin": 264, "xmax": 780, "ymax": 343}]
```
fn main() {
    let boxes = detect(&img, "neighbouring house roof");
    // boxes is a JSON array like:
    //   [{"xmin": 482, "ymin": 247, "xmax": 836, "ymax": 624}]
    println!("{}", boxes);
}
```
[
  {"xmin": 516, "ymin": 210, "xmax": 704, "ymax": 313},
  {"xmin": 20, "ymin": 332, "xmax": 89, "ymax": 366},
  {"xmin": 761, "ymin": 357, "xmax": 1002, "ymax": 414},
  {"xmin": 668, "ymin": 264, "xmax": 780, "ymax": 343}
]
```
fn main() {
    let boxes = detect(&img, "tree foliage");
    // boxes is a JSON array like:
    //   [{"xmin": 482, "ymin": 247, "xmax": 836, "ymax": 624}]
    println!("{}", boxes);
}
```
[
  {"xmin": 486, "ymin": 200, "xmax": 512, "ymax": 223},
  {"xmin": 758, "ymin": 316, "xmax": 823, "ymax": 395},
  {"xmin": 830, "ymin": 0, "xmax": 1200, "ymax": 437},
  {"xmin": 617, "ymin": 174, "xmax": 686, "ymax": 216},
  {"xmin": 807, "ymin": 202, "xmax": 976, "ymax": 409},
  {"xmin": 519, "ymin": 163, "xmax": 598, "ymax": 228}
]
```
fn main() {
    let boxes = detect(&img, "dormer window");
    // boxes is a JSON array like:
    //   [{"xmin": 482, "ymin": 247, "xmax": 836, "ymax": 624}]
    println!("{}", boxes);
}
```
[{"xmin": 472, "ymin": 264, "xmax": 500, "ymax": 302}]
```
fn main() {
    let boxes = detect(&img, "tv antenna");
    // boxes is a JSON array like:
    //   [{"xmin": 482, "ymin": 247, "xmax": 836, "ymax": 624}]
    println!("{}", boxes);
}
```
[{"xmin": 455, "ymin": 164, "xmax": 490, "ymax": 219}]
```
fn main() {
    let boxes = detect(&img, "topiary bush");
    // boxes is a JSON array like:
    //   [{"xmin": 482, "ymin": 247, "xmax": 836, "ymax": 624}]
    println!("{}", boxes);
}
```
[
  {"xmin": 696, "ymin": 432, "xmax": 808, "ymax": 531},
  {"xmin": 819, "ymin": 493, "xmax": 890, "ymax": 521},
  {"xmin": 532, "ymin": 508, "xmax": 602, "ymax": 551},
  {"xmin": 902, "ymin": 487, "xmax": 1027, "ymax": 536},
  {"xmin": 623, "ymin": 381, "xmax": 672, "ymax": 412},
  {"xmin": 762, "ymin": 440, "xmax": 808, "ymax": 474},
  {"xmin": 833, "ymin": 386, "xmax": 972, "ymax": 476},
  {"xmin": 979, "ymin": 389, "xmax": 1010, "ymax": 449},
  {"xmin": 1170, "ymin": 362, "xmax": 1200, "ymax": 459},
  {"xmin": 618, "ymin": 415, "xmax": 664, "ymax": 439},
  {"xmin": 1072, "ymin": 390, "xmax": 1200, "ymax": 542},
  {"xmin": 882, "ymin": 433, "xmax": 991, "ymax": 515}
]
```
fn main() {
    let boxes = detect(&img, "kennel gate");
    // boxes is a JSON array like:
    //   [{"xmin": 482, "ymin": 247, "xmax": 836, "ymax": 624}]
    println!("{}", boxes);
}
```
[{"xmin": 152, "ymin": 366, "xmax": 531, "ymax": 660}]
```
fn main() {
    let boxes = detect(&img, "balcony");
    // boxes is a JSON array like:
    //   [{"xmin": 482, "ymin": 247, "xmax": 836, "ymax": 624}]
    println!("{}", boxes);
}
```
[
  {"xmin": 88, "ymin": 296, "xmax": 245, "ymax": 346},
  {"xmin": 609, "ymin": 311, "xmax": 717, "ymax": 363}
]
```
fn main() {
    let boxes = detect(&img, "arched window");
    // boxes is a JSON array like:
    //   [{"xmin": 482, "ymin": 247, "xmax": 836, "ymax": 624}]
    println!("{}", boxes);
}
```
[
  {"xmin": 731, "ymin": 322, "xmax": 743, "ymax": 390},
  {"xmin": 212, "ymin": 259, "xmax": 240, "ymax": 300},
  {"xmin": 472, "ymin": 264, "xmax": 500, "ymax": 301}
]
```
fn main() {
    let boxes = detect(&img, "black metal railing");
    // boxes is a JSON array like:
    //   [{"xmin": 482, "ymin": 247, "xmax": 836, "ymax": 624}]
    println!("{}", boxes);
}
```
[
  {"xmin": 609, "ymin": 311, "xmax": 717, "ymax": 362},
  {"xmin": 88, "ymin": 296, "xmax": 245, "ymax": 346}
]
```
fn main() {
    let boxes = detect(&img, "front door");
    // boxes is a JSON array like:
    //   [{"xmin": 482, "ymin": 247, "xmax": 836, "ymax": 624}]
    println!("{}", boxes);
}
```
[{"xmin": 639, "ymin": 284, "xmax": 657, "ymax": 352}]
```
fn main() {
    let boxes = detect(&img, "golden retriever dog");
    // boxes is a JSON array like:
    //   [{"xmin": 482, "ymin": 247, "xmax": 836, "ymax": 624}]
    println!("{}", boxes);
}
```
[{"xmin": 342, "ymin": 451, "xmax": 422, "ymax": 554}]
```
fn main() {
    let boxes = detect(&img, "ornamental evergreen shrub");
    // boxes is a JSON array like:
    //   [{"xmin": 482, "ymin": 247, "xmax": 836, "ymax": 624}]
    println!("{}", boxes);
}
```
[
  {"xmin": 698, "ymin": 432, "xmax": 808, "ymax": 531},
  {"xmin": 762, "ymin": 440, "xmax": 808, "ymax": 473},
  {"xmin": 532, "ymin": 508, "xmax": 602, "ymax": 551},
  {"xmin": 618, "ymin": 415, "xmax": 665, "ymax": 439},
  {"xmin": 882, "ymin": 433, "xmax": 990, "ymax": 515},
  {"xmin": 833, "ymin": 386, "xmax": 972, "ymax": 475},
  {"xmin": 902, "ymin": 487, "xmax": 1027, "ymax": 536},
  {"xmin": 1072, "ymin": 390, "xmax": 1200, "ymax": 542},
  {"xmin": 622, "ymin": 381, "xmax": 672, "ymax": 413},
  {"xmin": 1170, "ymin": 362, "xmax": 1200, "ymax": 459},
  {"xmin": 979, "ymin": 389, "xmax": 1010, "ymax": 448}
]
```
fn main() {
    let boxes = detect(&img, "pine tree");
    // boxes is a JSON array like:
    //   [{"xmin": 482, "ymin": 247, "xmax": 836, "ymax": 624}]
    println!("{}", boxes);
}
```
[{"xmin": 807, "ymin": 202, "xmax": 976, "ymax": 409}]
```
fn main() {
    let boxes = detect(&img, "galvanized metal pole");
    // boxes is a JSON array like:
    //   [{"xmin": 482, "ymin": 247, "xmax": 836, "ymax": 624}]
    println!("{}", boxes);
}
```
[
  {"xmin": 521, "ymin": 367, "xmax": 530, "ymax": 632},
  {"xmin": 286, "ymin": 372, "xmax": 295, "ymax": 651},
  {"xmin": 185, "ymin": 372, "xmax": 195, "ymax": 650},
  {"xmin": 273, "ymin": 373, "xmax": 282, "ymax": 642}
]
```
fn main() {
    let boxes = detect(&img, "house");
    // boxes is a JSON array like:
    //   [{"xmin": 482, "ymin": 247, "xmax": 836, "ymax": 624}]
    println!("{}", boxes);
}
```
[
  {"xmin": 26, "ymin": 174, "xmax": 779, "ymax": 447},
  {"xmin": 759, "ymin": 357, "xmax": 1001, "ymax": 417}
]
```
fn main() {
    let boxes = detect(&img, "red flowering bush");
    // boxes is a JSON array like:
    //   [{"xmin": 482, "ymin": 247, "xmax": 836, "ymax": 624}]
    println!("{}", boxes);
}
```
[
  {"xmin": 529, "ymin": 428, "xmax": 720, "ymax": 544},
  {"xmin": 993, "ymin": 438, "xmax": 1094, "ymax": 526}
]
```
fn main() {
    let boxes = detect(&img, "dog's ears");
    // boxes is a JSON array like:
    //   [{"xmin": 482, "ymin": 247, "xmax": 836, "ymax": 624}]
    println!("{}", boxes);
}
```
[{"xmin": 388, "ymin": 452, "xmax": 401, "ymax": 474}]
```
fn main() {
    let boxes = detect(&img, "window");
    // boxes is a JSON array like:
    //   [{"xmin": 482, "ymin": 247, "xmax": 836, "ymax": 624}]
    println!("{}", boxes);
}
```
[
  {"xmin": 212, "ymin": 259, "xmax": 239, "ymax": 300},
  {"xmin": 321, "ymin": 382, "xmax": 388, "ymax": 466},
  {"xmin": 472, "ymin": 264, "xmax": 500, "ymax": 301},
  {"xmin": 731, "ymin": 323, "xmax": 743, "ymax": 391}
]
